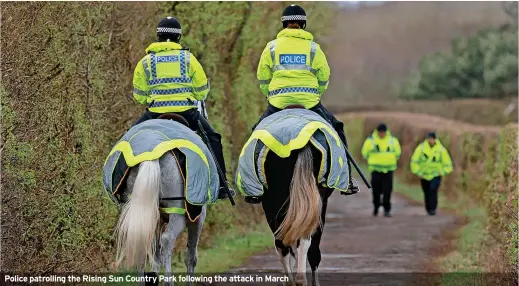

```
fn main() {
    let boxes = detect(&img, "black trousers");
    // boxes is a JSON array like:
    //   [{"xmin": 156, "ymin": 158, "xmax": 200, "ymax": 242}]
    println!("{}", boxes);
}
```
[
  {"xmin": 253, "ymin": 103, "xmax": 353, "ymax": 183},
  {"xmin": 371, "ymin": 171, "xmax": 393, "ymax": 212},
  {"xmin": 421, "ymin": 176, "xmax": 442, "ymax": 213},
  {"xmin": 133, "ymin": 109, "xmax": 227, "ymax": 187}
]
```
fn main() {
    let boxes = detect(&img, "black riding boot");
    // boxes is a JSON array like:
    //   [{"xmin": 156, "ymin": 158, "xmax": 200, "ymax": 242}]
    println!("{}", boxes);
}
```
[{"xmin": 177, "ymin": 109, "xmax": 235, "ymax": 200}]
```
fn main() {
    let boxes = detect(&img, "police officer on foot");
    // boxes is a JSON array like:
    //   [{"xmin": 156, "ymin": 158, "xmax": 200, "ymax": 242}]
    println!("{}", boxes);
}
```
[
  {"xmin": 131, "ymin": 16, "xmax": 234, "ymax": 199},
  {"xmin": 361, "ymin": 123, "xmax": 401, "ymax": 217},
  {"xmin": 410, "ymin": 132, "xmax": 453, "ymax": 215},
  {"xmin": 252, "ymin": 4, "xmax": 359, "ymax": 199}
]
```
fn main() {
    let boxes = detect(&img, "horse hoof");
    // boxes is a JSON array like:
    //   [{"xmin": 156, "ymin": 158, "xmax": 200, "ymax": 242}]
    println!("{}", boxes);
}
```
[{"xmin": 295, "ymin": 275, "xmax": 307, "ymax": 286}]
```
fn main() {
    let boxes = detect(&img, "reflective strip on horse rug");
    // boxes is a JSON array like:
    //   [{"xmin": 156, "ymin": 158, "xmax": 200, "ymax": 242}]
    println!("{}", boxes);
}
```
[
  {"xmin": 235, "ymin": 109, "xmax": 349, "ymax": 197},
  {"xmin": 102, "ymin": 119, "xmax": 219, "ymax": 205}
]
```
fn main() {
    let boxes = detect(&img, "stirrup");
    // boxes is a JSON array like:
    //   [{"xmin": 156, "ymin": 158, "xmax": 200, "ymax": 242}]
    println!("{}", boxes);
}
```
[
  {"xmin": 341, "ymin": 178, "xmax": 360, "ymax": 196},
  {"xmin": 218, "ymin": 185, "xmax": 235, "ymax": 199}
]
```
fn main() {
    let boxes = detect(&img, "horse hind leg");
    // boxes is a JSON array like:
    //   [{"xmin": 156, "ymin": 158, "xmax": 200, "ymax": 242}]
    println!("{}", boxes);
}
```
[
  {"xmin": 308, "ymin": 189, "xmax": 331, "ymax": 286},
  {"xmin": 149, "ymin": 224, "xmax": 165, "ymax": 283},
  {"xmin": 295, "ymin": 238, "xmax": 311, "ymax": 286},
  {"xmin": 161, "ymin": 213, "xmax": 186, "ymax": 286},
  {"xmin": 308, "ymin": 231, "xmax": 323, "ymax": 286},
  {"xmin": 275, "ymin": 239, "xmax": 295, "ymax": 285},
  {"xmin": 136, "ymin": 237, "xmax": 161, "ymax": 286},
  {"xmin": 184, "ymin": 206, "xmax": 207, "ymax": 286},
  {"xmin": 157, "ymin": 150, "xmax": 185, "ymax": 285}
]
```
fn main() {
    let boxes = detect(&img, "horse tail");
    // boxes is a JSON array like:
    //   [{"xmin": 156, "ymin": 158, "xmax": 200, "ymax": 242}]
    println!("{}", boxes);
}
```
[
  {"xmin": 276, "ymin": 145, "xmax": 322, "ymax": 246},
  {"xmin": 115, "ymin": 159, "xmax": 161, "ymax": 270}
]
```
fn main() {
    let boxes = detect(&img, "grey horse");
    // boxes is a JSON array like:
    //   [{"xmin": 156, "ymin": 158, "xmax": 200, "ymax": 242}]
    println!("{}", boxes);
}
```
[{"xmin": 114, "ymin": 150, "xmax": 205, "ymax": 286}]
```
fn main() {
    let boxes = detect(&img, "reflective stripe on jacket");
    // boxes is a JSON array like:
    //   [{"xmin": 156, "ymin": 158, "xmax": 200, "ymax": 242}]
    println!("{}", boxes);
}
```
[
  {"xmin": 257, "ymin": 29, "xmax": 330, "ymax": 109},
  {"xmin": 132, "ymin": 42, "xmax": 209, "ymax": 113}
]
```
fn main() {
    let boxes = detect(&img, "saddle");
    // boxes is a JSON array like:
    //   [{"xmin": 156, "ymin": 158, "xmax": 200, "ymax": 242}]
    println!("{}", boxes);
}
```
[
  {"xmin": 284, "ymin": 104, "xmax": 306, "ymax": 110},
  {"xmin": 157, "ymin": 113, "xmax": 190, "ymax": 127}
]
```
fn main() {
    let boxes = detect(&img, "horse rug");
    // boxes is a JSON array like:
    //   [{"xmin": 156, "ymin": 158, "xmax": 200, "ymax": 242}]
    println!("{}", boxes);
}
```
[
  {"xmin": 102, "ymin": 119, "xmax": 220, "ymax": 206},
  {"xmin": 235, "ymin": 109, "xmax": 350, "ymax": 197}
]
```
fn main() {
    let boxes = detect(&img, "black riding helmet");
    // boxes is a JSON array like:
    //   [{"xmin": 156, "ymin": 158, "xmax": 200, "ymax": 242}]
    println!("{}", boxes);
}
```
[
  {"xmin": 282, "ymin": 4, "xmax": 307, "ymax": 29},
  {"xmin": 157, "ymin": 16, "xmax": 182, "ymax": 43}
]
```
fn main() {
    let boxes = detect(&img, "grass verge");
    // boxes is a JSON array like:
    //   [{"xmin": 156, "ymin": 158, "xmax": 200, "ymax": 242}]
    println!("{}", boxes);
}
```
[{"xmin": 172, "ymin": 222, "xmax": 272, "ymax": 274}]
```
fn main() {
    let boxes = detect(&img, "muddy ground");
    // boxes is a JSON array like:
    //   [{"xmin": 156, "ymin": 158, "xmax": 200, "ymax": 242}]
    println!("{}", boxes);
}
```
[{"xmin": 217, "ymin": 183, "xmax": 457, "ymax": 285}]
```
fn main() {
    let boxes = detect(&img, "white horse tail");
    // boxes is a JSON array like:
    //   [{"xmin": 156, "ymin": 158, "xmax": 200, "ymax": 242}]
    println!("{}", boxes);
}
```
[
  {"xmin": 115, "ymin": 159, "xmax": 161, "ymax": 270},
  {"xmin": 276, "ymin": 145, "xmax": 322, "ymax": 246}
]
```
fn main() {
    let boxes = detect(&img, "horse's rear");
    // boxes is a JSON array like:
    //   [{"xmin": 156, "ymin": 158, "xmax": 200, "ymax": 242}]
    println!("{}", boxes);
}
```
[
  {"xmin": 262, "ymin": 144, "xmax": 333, "ymax": 286},
  {"xmin": 235, "ymin": 107, "xmax": 349, "ymax": 286},
  {"xmin": 115, "ymin": 151, "xmax": 205, "ymax": 285},
  {"xmin": 107, "ymin": 117, "xmax": 212, "ymax": 286}
]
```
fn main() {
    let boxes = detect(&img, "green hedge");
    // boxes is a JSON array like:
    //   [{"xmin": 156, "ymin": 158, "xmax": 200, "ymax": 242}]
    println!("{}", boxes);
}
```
[
  {"xmin": 400, "ymin": 25, "xmax": 518, "ymax": 100},
  {"xmin": 486, "ymin": 125, "xmax": 518, "ymax": 269}
]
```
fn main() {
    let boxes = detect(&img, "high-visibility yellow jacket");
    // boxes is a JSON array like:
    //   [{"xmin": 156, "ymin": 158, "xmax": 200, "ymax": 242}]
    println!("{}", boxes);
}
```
[
  {"xmin": 361, "ymin": 130, "xmax": 401, "ymax": 173},
  {"xmin": 410, "ymin": 140, "xmax": 453, "ymax": 180},
  {"xmin": 132, "ymin": 42, "xmax": 209, "ymax": 113},
  {"xmin": 256, "ymin": 29, "xmax": 330, "ymax": 109}
]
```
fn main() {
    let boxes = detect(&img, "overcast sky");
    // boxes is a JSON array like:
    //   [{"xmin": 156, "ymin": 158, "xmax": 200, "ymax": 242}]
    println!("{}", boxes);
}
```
[{"xmin": 337, "ymin": 1, "xmax": 386, "ymax": 9}]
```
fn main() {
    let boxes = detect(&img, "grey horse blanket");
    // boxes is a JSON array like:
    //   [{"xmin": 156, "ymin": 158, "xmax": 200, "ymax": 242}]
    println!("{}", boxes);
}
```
[
  {"xmin": 235, "ymin": 109, "xmax": 350, "ymax": 197},
  {"xmin": 102, "ymin": 119, "xmax": 219, "ymax": 205}
]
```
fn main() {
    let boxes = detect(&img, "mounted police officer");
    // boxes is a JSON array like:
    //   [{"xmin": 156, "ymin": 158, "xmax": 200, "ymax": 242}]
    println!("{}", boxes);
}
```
[
  {"xmin": 253, "ymin": 4, "xmax": 359, "ymax": 194},
  {"xmin": 361, "ymin": 123, "xmax": 401, "ymax": 217},
  {"xmin": 131, "ymin": 16, "xmax": 233, "ymax": 199}
]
